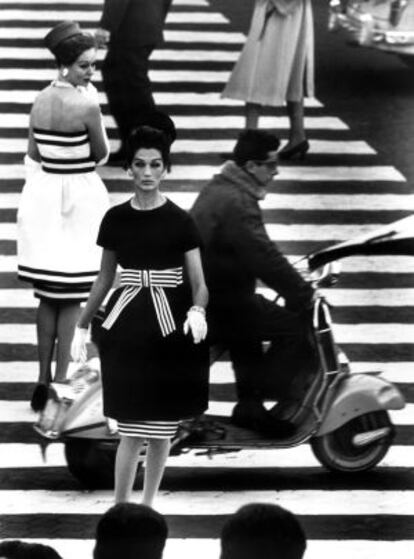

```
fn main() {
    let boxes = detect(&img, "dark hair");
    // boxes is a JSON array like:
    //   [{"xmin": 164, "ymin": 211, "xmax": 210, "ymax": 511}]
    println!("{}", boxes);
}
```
[
  {"xmin": 220, "ymin": 503, "xmax": 307, "ymax": 559},
  {"xmin": 232, "ymin": 130, "xmax": 280, "ymax": 167},
  {"xmin": 53, "ymin": 33, "xmax": 96, "ymax": 67},
  {"xmin": 125, "ymin": 125, "xmax": 172, "ymax": 170},
  {"xmin": 94, "ymin": 503, "xmax": 168, "ymax": 559},
  {"xmin": 0, "ymin": 541, "xmax": 63, "ymax": 559}
]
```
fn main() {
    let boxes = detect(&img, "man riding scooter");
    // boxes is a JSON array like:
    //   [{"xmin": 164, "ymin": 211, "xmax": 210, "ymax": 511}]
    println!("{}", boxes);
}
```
[{"xmin": 191, "ymin": 130, "xmax": 319, "ymax": 437}]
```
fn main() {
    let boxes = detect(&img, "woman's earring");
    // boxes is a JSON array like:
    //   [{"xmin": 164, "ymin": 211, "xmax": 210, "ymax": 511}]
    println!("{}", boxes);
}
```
[{"xmin": 61, "ymin": 67, "xmax": 69, "ymax": 78}]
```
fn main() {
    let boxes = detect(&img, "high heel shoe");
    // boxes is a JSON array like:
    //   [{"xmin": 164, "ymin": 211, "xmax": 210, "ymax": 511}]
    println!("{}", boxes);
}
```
[
  {"xmin": 30, "ymin": 383, "xmax": 49, "ymax": 412},
  {"xmin": 278, "ymin": 140, "xmax": 309, "ymax": 161}
]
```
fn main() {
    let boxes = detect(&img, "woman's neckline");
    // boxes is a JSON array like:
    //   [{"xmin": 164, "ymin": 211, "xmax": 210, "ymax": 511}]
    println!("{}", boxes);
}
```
[{"xmin": 129, "ymin": 196, "xmax": 168, "ymax": 212}]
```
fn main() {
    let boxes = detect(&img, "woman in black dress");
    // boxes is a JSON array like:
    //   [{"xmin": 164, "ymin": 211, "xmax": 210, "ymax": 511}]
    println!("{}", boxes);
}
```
[{"xmin": 71, "ymin": 125, "xmax": 209, "ymax": 506}]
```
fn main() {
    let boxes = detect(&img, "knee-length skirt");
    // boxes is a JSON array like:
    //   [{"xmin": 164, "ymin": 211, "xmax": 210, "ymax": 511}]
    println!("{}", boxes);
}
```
[{"xmin": 222, "ymin": 0, "xmax": 314, "ymax": 106}]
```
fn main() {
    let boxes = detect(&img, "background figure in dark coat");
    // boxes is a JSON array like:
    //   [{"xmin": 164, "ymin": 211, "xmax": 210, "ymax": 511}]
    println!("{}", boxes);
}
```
[{"xmin": 96, "ymin": 0, "xmax": 173, "ymax": 163}]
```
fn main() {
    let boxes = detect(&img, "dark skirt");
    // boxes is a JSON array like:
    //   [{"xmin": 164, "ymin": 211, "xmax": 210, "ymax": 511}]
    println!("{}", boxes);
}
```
[{"xmin": 98, "ymin": 285, "xmax": 209, "ymax": 421}]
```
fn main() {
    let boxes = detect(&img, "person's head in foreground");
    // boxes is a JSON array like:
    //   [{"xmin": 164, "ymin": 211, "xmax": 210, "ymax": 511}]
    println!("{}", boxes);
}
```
[
  {"xmin": 93, "ymin": 503, "xmax": 168, "ymax": 559},
  {"xmin": 0, "ymin": 540, "xmax": 62, "ymax": 559},
  {"xmin": 220, "ymin": 503, "xmax": 307, "ymax": 559}
]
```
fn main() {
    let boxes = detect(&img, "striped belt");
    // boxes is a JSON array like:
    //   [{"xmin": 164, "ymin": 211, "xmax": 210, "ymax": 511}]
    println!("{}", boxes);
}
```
[{"xmin": 102, "ymin": 268, "xmax": 183, "ymax": 337}]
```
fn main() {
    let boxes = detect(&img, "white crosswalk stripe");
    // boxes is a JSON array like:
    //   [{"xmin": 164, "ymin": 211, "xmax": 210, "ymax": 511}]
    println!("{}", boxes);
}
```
[{"xmin": 0, "ymin": 0, "xmax": 413, "ymax": 556}]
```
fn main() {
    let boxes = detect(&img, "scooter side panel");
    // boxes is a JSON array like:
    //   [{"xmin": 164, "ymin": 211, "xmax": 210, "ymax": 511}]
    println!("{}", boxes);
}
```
[
  {"xmin": 60, "ymin": 381, "xmax": 110, "ymax": 439},
  {"xmin": 315, "ymin": 373, "xmax": 405, "ymax": 436}
]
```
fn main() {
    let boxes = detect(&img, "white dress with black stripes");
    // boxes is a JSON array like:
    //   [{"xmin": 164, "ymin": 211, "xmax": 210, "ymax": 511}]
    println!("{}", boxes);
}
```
[{"xmin": 17, "ymin": 126, "xmax": 109, "ymax": 301}]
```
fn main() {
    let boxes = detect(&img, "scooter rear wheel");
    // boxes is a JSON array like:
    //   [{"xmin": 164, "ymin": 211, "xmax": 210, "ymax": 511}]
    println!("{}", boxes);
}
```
[
  {"xmin": 64, "ymin": 438, "xmax": 142, "ymax": 489},
  {"xmin": 310, "ymin": 411, "xmax": 393, "ymax": 473}
]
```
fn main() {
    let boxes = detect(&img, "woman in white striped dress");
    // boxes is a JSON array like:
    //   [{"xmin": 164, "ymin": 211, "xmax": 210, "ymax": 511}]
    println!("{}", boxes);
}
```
[
  {"xmin": 17, "ymin": 22, "xmax": 110, "ymax": 411},
  {"xmin": 71, "ymin": 125, "xmax": 209, "ymax": 508}
]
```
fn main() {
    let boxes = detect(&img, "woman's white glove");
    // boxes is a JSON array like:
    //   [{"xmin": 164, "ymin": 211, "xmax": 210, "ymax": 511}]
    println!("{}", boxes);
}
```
[
  {"xmin": 183, "ymin": 307, "xmax": 207, "ymax": 344},
  {"xmin": 71, "ymin": 327, "xmax": 89, "ymax": 363}
]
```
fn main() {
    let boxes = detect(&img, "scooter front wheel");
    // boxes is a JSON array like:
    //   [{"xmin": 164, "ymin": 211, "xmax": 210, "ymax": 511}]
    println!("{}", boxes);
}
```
[
  {"xmin": 310, "ymin": 411, "xmax": 393, "ymax": 473},
  {"xmin": 64, "ymin": 438, "xmax": 143, "ymax": 489}
]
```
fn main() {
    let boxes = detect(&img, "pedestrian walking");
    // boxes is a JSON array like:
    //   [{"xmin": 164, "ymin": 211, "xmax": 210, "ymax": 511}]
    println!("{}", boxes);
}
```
[
  {"xmin": 71, "ymin": 124, "xmax": 209, "ymax": 507},
  {"xmin": 17, "ymin": 21, "xmax": 110, "ymax": 412},
  {"xmin": 220, "ymin": 503, "xmax": 307, "ymax": 559},
  {"xmin": 222, "ymin": 0, "xmax": 314, "ymax": 160},
  {"xmin": 95, "ymin": 0, "xmax": 173, "ymax": 164},
  {"xmin": 93, "ymin": 503, "xmax": 167, "ymax": 559}
]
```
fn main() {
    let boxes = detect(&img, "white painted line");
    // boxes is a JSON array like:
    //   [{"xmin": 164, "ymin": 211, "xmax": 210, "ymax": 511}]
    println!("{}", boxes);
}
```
[
  {"xmin": 259, "ymin": 287, "xmax": 414, "ymax": 307},
  {"xmin": 1, "ymin": 360, "xmax": 412, "ymax": 385},
  {"xmin": 2, "ymin": 287, "xmax": 412, "ymax": 308},
  {"xmin": 0, "ymin": 164, "xmax": 403, "ymax": 182},
  {"xmin": 0, "ymin": 47, "xmax": 238, "ymax": 62},
  {"xmin": 0, "ymin": 113, "xmax": 348, "ymax": 130},
  {"xmin": 0, "ymin": 89, "xmax": 322, "ymax": 107},
  {"xmin": 0, "ymin": 29, "xmax": 246, "ymax": 43},
  {"xmin": 0, "ymin": 68, "xmax": 233, "ymax": 82},
  {"xmin": 0, "ymin": 488, "xmax": 413, "ymax": 515},
  {"xmin": 1, "ymin": 192, "xmax": 414, "ymax": 212},
  {"xmin": 0, "ymin": 10, "xmax": 229, "ymax": 24},
  {"xmin": 4, "ymin": 138, "xmax": 374, "ymax": 156},
  {"xmin": 1, "ymin": 322, "xmax": 413, "ymax": 345},
  {"xmin": 31, "ymin": 397, "xmax": 414, "ymax": 426},
  {"xmin": 0, "ymin": 443, "xmax": 411, "ymax": 470},
  {"xmin": 16, "ymin": 539, "xmax": 414, "ymax": 559},
  {"xmin": 3, "ymin": 252, "xmax": 414, "ymax": 275},
  {"xmin": 0, "ymin": 222, "xmax": 390, "ymax": 241}
]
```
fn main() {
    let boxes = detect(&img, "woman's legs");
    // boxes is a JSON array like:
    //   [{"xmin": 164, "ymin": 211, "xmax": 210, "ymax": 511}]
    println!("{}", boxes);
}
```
[
  {"xmin": 55, "ymin": 302, "xmax": 81, "ymax": 382},
  {"xmin": 245, "ymin": 102, "xmax": 261, "ymax": 129},
  {"xmin": 285, "ymin": 99, "xmax": 306, "ymax": 147},
  {"xmin": 142, "ymin": 438, "xmax": 171, "ymax": 508},
  {"xmin": 114, "ymin": 436, "xmax": 171, "ymax": 507},
  {"xmin": 36, "ymin": 299, "xmax": 58, "ymax": 386},
  {"xmin": 115, "ymin": 435, "xmax": 146, "ymax": 503}
]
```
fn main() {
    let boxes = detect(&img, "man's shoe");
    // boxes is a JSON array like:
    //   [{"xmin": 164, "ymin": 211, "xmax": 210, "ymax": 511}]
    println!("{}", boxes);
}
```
[{"xmin": 231, "ymin": 401, "xmax": 295, "ymax": 438}]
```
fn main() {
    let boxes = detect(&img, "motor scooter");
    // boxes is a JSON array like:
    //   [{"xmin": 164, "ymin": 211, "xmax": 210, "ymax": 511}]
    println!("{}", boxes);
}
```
[{"xmin": 33, "ymin": 217, "xmax": 413, "ymax": 488}]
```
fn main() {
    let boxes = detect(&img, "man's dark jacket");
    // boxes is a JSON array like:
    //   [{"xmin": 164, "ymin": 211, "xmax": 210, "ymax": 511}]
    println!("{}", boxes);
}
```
[
  {"xmin": 191, "ymin": 161, "xmax": 313, "ymax": 311},
  {"xmin": 100, "ymin": 0, "xmax": 173, "ymax": 47}
]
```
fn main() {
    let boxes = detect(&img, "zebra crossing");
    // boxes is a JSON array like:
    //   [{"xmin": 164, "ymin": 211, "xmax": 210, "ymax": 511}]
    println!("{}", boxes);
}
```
[{"xmin": 0, "ymin": 0, "xmax": 413, "ymax": 557}]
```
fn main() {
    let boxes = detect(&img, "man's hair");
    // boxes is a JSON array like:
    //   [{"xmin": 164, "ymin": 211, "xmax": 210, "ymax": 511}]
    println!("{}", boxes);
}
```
[
  {"xmin": 0, "ymin": 540, "xmax": 62, "ymax": 559},
  {"xmin": 220, "ymin": 503, "xmax": 307, "ymax": 559},
  {"xmin": 232, "ymin": 130, "xmax": 280, "ymax": 167},
  {"xmin": 93, "ymin": 503, "xmax": 168, "ymax": 559}
]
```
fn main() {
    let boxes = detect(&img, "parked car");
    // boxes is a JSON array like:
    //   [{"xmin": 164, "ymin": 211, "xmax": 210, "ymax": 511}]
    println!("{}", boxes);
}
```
[{"xmin": 329, "ymin": 0, "xmax": 414, "ymax": 65}]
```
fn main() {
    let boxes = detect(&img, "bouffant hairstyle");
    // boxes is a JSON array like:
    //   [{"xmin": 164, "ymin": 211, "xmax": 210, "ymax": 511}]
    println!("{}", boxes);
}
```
[
  {"xmin": 220, "ymin": 503, "xmax": 307, "ymax": 559},
  {"xmin": 232, "ymin": 129, "xmax": 280, "ymax": 167},
  {"xmin": 125, "ymin": 125, "xmax": 172, "ymax": 171},
  {"xmin": 52, "ymin": 33, "xmax": 96, "ymax": 67}
]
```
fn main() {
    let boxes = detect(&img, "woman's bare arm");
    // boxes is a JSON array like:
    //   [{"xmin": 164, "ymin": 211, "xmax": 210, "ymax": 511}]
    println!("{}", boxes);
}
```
[
  {"xmin": 184, "ymin": 248, "xmax": 209, "ymax": 309},
  {"xmin": 78, "ymin": 249, "xmax": 117, "ymax": 328},
  {"xmin": 83, "ymin": 101, "xmax": 109, "ymax": 164}
]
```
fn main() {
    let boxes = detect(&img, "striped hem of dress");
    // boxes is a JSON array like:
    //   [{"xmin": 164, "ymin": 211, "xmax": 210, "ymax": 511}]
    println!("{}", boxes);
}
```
[{"xmin": 117, "ymin": 420, "xmax": 179, "ymax": 439}]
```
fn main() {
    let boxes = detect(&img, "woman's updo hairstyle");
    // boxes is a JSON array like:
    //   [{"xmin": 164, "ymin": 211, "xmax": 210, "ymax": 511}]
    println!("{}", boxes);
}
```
[
  {"xmin": 125, "ymin": 113, "xmax": 176, "ymax": 171},
  {"xmin": 44, "ymin": 21, "xmax": 96, "ymax": 67}
]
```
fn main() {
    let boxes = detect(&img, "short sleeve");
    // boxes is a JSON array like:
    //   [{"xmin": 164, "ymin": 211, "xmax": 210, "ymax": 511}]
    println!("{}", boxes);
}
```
[
  {"xmin": 97, "ymin": 210, "xmax": 117, "ymax": 250},
  {"xmin": 181, "ymin": 212, "xmax": 202, "ymax": 253}
]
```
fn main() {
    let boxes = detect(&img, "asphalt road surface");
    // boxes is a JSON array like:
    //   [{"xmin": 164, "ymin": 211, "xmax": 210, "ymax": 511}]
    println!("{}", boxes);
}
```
[{"xmin": 0, "ymin": 1, "xmax": 413, "ymax": 558}]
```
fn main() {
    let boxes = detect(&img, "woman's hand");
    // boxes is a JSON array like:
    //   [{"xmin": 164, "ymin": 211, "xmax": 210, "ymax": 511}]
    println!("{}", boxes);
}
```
[
  {"xmin": 71, "ymin": 327, "xmax": 89, "ymax": 363},
  {"xmin": 183, "ymin": 307, "xmax": 207, "ymax": 344}
]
